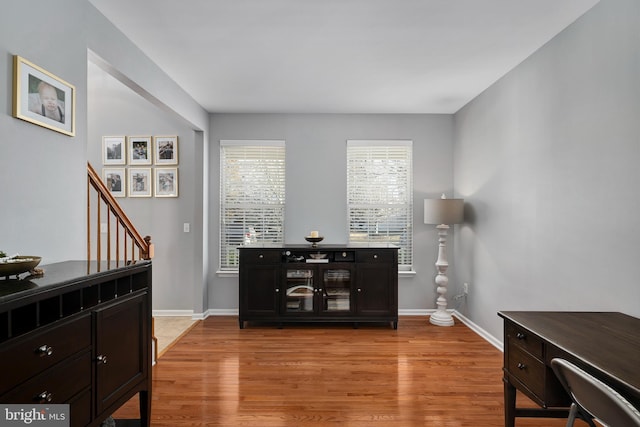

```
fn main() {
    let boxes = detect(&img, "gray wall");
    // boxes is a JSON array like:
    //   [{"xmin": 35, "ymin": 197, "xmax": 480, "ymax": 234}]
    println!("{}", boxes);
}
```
[
  {"xmin": 4, "ymin": 0, "xmax": 637, "ymax": 340},
  {"xmin": 453, "ymin": 0, "xmax": 640, "ymax": 340},
  {"xmin": 0, "ymin": 0, "xmax": 88, "ymax": 262},
  {"xmin": 87, "ymin": 62, "xmax": 197, "ymax": 311},
  {"xmin": 1, "ymin": 1, "xmax": 209, "ymax": 316},
  {"xmin": 208, "ymin": 114, "xmax": 456, "ymax": 313},
  {"xmin": 85, "ymin": 3, "xmax": 210, "ymax": 316}
]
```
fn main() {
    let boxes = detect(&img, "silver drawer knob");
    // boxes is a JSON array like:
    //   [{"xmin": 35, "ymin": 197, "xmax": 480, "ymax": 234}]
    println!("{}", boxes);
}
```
[
  {"xmin": 516, "ymin": 332, "xmax": 526, "ymax": 340},
  {"xmin": 517, "ymin": 363, "xmax": 526, "ymax": 370},
  {"xmin": 97, "ymin": 355, "xmax": 108, "ymax": 364},
  {"xmin": 36, "ymin": 345, "xmax": 54, "ymax": 357},
  {"xmin": 37, "ymin": 391, "xmax": 53, "ymax": 403}
]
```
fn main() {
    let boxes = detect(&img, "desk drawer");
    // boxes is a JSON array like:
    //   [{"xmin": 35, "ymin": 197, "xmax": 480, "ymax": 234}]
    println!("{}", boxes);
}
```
[
  {"xmin": 506, "ymin": 322, "xmax": 543, "ymax": 359},
  {"xmin": 0, "ymin": 315, "xmax": 91, "ymax": 395},
  {"xmin": 507, "ymin": 344, "xmax": 545, "ymax": 400},
  {"xmin": 0, "ymin": 350, "xmax": 91, "ymax": 404}
]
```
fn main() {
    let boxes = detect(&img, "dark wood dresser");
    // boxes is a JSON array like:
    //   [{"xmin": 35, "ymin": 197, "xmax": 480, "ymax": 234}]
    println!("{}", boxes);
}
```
[
  {"xmin": 499, "ymin": 311, "xmax": 640, "ymax": 427},
  {"xmin": 239, "ymin": 244, "xmax": 398, "ymax": 329},
  {"xmin": 0, "ymin": 261, "xmax": 152, "ymax": 427}
]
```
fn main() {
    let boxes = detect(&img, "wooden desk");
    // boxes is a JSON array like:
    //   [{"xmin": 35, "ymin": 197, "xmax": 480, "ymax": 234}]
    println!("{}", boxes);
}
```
[{"xmin": 498, "ymin": 311, "xmax": 640, "ymax": 427}]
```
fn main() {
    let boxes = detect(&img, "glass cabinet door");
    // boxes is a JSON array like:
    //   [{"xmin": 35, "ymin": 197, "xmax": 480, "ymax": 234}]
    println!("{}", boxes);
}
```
[
  {"xmin": 322, "ymin": 269, "xmax": 351, "ymax": 313},
  {"xmin": 284, "ymin": 269, "xmax": 314, "ymax": 313}
]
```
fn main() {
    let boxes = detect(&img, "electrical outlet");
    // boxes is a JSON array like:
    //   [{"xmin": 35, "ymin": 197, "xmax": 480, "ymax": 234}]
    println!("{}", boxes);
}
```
[
  {"xmin": 100, "ymin": 223, "xmax": 108, "ymax": 233},
  {"xmin": 183, "ymin": 223, "xmax": 190, "ymax": 233},
  {"xmin": 463, "ymin": 283, "xmax": 469, "ymax": 294}
]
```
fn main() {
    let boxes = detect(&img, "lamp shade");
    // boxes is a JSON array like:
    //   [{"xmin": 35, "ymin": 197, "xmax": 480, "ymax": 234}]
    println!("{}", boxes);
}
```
[{"xmin": 424, "ymin": 198, "xmax": 464, "ymax": 225}]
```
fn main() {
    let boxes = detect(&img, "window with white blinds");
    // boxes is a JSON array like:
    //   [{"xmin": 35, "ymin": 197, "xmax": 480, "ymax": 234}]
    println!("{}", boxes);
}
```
[
  {"xmin": 219, "ymin": 140, "xmax": 285, "ymax": 271},
  {"xmin": 347, "ymin": 140, "xmax": 413, "ymax": 270}
]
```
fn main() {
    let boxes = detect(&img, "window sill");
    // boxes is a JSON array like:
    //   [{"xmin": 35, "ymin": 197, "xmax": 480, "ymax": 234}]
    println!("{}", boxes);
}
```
[
  {"xmin": 399, "ymin": 270, "xmax": 416, "ymax": 277},
  {"xmin": 216, "ymin": 270, "xmax": 239, "ymax": 277}
]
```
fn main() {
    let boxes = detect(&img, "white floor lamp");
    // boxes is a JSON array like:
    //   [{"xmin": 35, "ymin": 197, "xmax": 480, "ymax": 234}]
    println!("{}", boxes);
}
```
[{"xmin": 424, "ymin": 195, "xmax": 464, "ymax": 326}]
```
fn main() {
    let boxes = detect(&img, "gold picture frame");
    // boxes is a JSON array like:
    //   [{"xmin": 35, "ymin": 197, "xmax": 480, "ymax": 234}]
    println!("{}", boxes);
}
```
[
  {"xmin": 102, "ymin": 168, "xmax": 126, "ymax": 198},
  {"xmin": 153, "ymin": 135, "xmax": 178, "ymax": 165},
  {"xmin": 128, "ymin": 168, "xmax": 152, "ymax": 198},
  {"xmin": 12, "ymin": 55, "xmax": 76, "ymax": 136},
  {"xmin": 128, "ymin": 135, "xmax": 152, "ymax": 165},
  {"xmin": 102, "ymin": 136, "xmax": 126, "ymax": 165},
  {"xmin": 154, "ymin": 167, "xmax": 179, "ymax": 198}
]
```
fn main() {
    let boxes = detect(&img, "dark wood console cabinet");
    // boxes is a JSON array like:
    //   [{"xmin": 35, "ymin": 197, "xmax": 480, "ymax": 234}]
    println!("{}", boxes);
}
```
[
  {"xmin": 0, "ymin": 261, "xmax": 152, "ymax": 427},
  {"xmin": 239, "ymin": 245, "xmax": 398, "ymax": 329}
]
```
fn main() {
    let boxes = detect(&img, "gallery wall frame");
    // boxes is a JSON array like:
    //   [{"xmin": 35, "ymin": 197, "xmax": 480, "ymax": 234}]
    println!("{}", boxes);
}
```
[
  {"xmin": 100, "ymin": 134, "xmax": 181, "ymax": 198},
  {"xmin": 12, "ymin": 55, "xmax": 76, "ymax": 136},
  {"xmin": 154, "ymin": 167, "xmax": 179, "ymax": 198},
  {"xmin": 102, "ymin": 168, "xmax": 126, "ymax": 198},
  {"xmin": 103, "ymin": 136, "xmax": 126, "ymax": 165},
  {"xmin": 128, "ymin": 136, "xmax": 152, "ymax": 165},
  {"xmin": 153, "ymin": 135, "xmax": 178, "ymax": 165},
  {"xmin": 128, "ymin": 168, "xmax": 152, "ymax": 198}
]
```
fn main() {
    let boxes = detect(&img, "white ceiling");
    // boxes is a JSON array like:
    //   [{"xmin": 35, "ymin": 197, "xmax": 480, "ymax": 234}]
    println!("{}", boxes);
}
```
[{"xmin": 89, "ymin": 0, "xmax": 598, "ymax": 114}]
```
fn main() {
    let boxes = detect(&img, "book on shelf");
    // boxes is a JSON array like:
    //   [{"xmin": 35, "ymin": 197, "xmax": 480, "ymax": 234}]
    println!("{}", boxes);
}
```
[{"xmin": 327, "ymin": 300, "xmax": 350, "ymax": 310}]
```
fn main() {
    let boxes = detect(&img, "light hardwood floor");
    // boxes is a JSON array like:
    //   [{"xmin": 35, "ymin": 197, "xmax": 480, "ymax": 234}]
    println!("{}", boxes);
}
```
[{"xmin": 116, "ymin": 316, "xmax": 580, "ymax": 426}]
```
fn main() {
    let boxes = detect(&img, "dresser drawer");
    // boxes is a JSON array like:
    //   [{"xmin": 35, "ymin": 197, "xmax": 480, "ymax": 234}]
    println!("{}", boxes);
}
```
[
  {"xmin": 505, "ymin": 322, "xmax": 543, "ymax": 359},
  {"xmin": 356, "ymin": 250, "xmax": 394, "ymax": 263},
  {"xmin": 0, "ymin": 315, "xmax": 91, "ymax": 395},
  {"xmin": 333, "ymin": 251, "xmax": 355, "ymax": 262},
  {"xmin": 507, "ymin": 344, "xmax": 545, "ymax": 400},
  {"xmin": 0, "ymin": 350, "xmax": 91, "ymax": 404},
  {"xmin": 240, "ymin": 250, "xmax": 281, "ymax": 264}
]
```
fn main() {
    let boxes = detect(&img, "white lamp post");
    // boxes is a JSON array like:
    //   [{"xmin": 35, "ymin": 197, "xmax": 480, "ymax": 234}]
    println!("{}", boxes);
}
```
[{"xmin": 424, "ymin": 194, "xmax": 464, "ymax": 326}]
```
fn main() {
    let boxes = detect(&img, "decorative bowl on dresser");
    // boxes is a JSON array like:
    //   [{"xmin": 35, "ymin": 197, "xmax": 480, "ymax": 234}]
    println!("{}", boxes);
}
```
[{"xmin": 0, "ymin": 255, "xmax": 42, "ymax": 278}]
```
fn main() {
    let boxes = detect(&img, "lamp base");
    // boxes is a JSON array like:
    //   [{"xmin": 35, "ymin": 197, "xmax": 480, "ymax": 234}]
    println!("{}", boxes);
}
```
[{"xmin": 429, "ymin": 310, "xmax": 454, "ymax": 327}]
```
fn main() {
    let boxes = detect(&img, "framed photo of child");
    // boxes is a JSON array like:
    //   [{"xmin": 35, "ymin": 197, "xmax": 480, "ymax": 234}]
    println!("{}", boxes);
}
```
[
  {"xmin": 128, "ymin": 168, "xmax": 152, "ymax": 197},
  {"xmin": 153, "ymin": 136, "xmax": 178, "ymax": 165},
  {"xmin": 12, "ymin": 55, "xmax": 75, "ymax": 136},
  {"xmin": 102, "ymin": 168, "xmax": 126, "ymax": 198},
  {"xmin": 154, "ymin": 167, "xmax": 179, "ymax": 198},
  {"xmin": 128, "ymin": 136, "xmax": 152, "ymax": 165}
]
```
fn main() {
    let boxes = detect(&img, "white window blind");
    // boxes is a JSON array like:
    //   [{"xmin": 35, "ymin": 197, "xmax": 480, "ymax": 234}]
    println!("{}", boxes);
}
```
[
  {"xmin": 220, "ymin": 140, "xmax": 285, "ymax": 271},
  {"xmin": 347, "ymin": 140, "xmax": 413, "ymax": 270}
]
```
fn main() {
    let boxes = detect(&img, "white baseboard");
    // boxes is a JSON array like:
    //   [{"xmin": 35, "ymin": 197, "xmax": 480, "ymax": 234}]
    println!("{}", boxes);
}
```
[
  {"xmin": 398, "ymin": 309, "xmax": 431, "ymax": 316},
  {"xmin": 152, "ymin": 309, "xmax": 195, "ymax": 317},
  {"xmin": 205, "ymin": 309, "xmax": 430, "ymax": 317},
  {"xmin": 160, "ymin": 308, "xmax": 504, "ymax": 352},
  {"xmin": 399, "ymin": 309, "xmax": 503, "ymax": 351},
  {"xmin": 453, "ymin": 311, "xmax": 503, "ymax": 352},
  {"xmin": 205, "ymin": 309, "xmax": 239, "ymax": 317}
]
